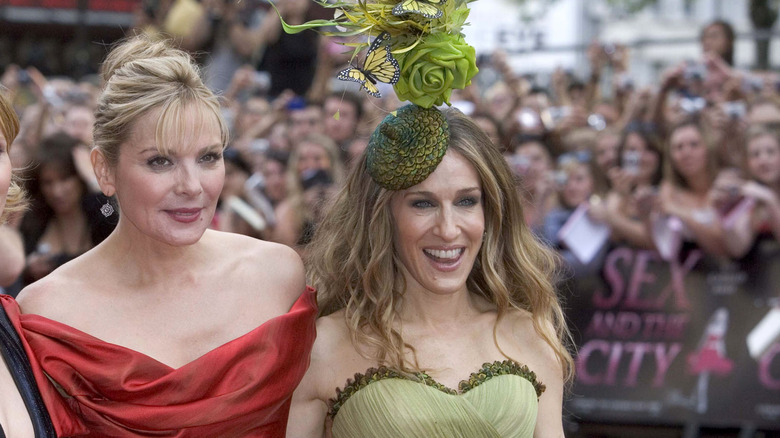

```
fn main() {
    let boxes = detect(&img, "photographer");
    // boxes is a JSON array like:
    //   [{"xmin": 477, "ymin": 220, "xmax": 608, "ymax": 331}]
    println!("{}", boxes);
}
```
[
  {"xmin": 510, "ymin": 137, "xmax": 557, "ymax": 232},
  {"xmin": 589, "ymin": 124, "xmax": 664, "ymax": 250}
]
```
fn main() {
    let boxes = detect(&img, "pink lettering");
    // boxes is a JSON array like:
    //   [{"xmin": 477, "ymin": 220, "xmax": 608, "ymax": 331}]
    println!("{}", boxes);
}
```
[
  {"xmin": 656, "ymin": 250, "xmax": 701, "ymax": 311},
  {"xmin": 597, "ymin": 248, "xmax": 633, "ymax": 309},
  {"xmin": 654, "ymin": 343, "xmax": 681, "ymax": 386},
  {"xmin": 576, "ymin": 340, "xmax": 611, "ymax": 385},
  {"xmin": 624, "ymin": 251, "xmax": 660, "ymax": 310}
]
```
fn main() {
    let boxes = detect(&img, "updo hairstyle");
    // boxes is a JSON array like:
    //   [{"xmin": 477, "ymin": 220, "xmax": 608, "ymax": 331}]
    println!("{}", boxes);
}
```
[{"xmin": 93, "ymin": 35, "xmax": 228, "ymax": 167}]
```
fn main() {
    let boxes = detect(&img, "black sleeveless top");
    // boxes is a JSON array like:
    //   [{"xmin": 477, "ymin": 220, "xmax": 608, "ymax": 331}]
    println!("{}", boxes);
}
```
[{"xmin": 0, "ymin": 302, "xmax": 56, "ymax": 437}]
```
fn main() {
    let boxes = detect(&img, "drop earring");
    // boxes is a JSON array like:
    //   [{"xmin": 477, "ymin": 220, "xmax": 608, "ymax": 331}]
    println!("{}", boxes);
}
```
[{"xmin": 100, "ymin": 200, "xmax": 114, "ymax": 217}]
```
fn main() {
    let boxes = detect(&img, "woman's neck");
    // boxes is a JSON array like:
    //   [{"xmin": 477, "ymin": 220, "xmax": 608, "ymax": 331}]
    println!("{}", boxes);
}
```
[
  {"xmin": 685, "ymin": 171, "xmax": 711, "ymax": 196},
  {"xmin": 98, "ymin": 222, "xmax": 208, "ymax": 289},
  {"xmin": 397, "ymin": 284, "xmax": 485, "ymax": 331}
]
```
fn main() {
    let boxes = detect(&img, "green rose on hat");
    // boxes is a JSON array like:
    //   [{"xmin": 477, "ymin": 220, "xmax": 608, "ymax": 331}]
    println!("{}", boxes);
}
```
[{"xmin": 394, "ymin": 32, "xmax": 479, "ymax": 109}]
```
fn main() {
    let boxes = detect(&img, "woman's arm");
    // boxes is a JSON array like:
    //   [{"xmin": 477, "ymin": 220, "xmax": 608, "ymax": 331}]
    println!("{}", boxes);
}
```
[
  {"xmin": 286, "ymin": 364, "xmax": 329, "ymax": 438},
  {"xmin": 742, "ymin": 181, "xmax": 780, "ymax": 243},
  {"xmin": 286, "ymin": 316, "xmax": 347, "ymax": 438},
  {"xmin": 600, "ymin": 192, "xmax": 655, "ymax": 249},
  {"xmin": 0, "ymin": 357, "xmax": 35, "ymax": 438},
  {"xmin": 659, "ymin": 184, "xmax": 728, "ymax": 257},
  {"xmin": 721, "ymin": 200, "xmax": 757, "ymax": 258},
  {"xmin": 529, "ymin": 321, "xmax": 566, "ymax": 438}
]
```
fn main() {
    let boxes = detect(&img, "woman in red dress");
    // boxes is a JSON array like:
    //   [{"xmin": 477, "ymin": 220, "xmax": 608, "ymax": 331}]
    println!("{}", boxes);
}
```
[{"xmin": 2, "ymin": 35, "xmax": 316, "ymax": 437}]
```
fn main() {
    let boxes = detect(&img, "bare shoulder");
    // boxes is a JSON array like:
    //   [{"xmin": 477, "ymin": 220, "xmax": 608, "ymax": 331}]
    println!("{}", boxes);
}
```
[
  {"xmin": 16, "ymin": 256, "xmax": 92, "ymax": 319},
  {"xmin": 308, "ymin": 311, "xmax": 370, "ymax": 398},
  {"xmin": 312, "ymin": 311, "xmax": 353, "ymax": 360},
  {"xmin": 206, "ymin": 230, "xmax": 306, "ymax": 305},
  {"xmin": 499, "ymin": 308, "xmax": 562, "ymax": 381}
]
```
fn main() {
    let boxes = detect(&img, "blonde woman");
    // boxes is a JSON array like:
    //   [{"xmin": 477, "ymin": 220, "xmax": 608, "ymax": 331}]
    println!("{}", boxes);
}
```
[
  {"xmin": 1, "ymin": 92, "xmax": 54, "ymax": 437},
  {"xmin": 712, "ymin": 125, "xmax": 780, "ymax": 258},
  {"xmin": 654, "ymin": 118, "xmax": 726, "ymax": 257},
  {"xmin": 288, "ymin": 107, "xmax": 573, "ymax": 437},
  {"xmin": 2, "ymin": 36, "xmax": 316, "ymax": 436}
]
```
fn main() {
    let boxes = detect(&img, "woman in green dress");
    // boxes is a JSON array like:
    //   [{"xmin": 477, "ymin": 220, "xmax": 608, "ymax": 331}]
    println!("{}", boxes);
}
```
[{"xmin": 288, "ymin": 105, "xmax": 574, "ymax": 437}]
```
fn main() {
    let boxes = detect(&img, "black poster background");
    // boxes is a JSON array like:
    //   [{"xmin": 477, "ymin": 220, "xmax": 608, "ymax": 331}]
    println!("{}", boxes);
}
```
[{"xmin": 563, "ymin": 236, "xmax": 780, "ymax": 429}]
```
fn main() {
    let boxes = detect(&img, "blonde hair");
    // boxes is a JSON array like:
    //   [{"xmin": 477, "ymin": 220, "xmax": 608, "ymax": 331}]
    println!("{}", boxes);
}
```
[
  {"xmin": 307, "ymin": 108, "xmax": 574, "ymax": 382},
  {"xmin": 94, "ymin": 35, "xmax": 228, "ymax": 167},
  {"xmin": 0, "ymin": 92, "xmax": 26, "ymax": 221}
]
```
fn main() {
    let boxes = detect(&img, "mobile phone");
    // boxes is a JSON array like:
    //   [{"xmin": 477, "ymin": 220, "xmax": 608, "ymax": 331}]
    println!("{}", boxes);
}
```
[
  {"xmin": 684, "ymin": 63, "xmax": 707, "ymax": 82},
  {"xmin": 622, "ymin": 150, "xmax": 641, "ymax": 175},
  {"xmin": 587, "ymin": 114, "xmax": 607, "ymax": 131},
  {"xmin": 721, "ymin": 101, "xmax": 746, "ymax": 119},
  {"xmin": 17, "ymin": 70, "xmax": 31, "ymax": 86}
]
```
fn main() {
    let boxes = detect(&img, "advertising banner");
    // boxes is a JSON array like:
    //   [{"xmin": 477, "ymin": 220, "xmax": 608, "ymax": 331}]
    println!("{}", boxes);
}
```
[{"xmin": 565, "ymin": 237, "xmax": 780, "ymax": 429}]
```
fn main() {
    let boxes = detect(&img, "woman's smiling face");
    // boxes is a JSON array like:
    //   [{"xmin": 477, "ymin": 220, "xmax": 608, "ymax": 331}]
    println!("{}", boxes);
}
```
[
  {"xmin": 390, "ymin": 150, "xmax": 485, "ymax": 297},
  {"xmin": 106, "ymin": 104, "xmax": 225, "ymax": 247}
]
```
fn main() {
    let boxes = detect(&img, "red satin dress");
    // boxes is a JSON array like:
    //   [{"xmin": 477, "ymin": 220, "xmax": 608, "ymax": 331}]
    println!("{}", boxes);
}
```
[{"xmin": 0, "ymin": 287, "xmax": 317, "ymax": 437}]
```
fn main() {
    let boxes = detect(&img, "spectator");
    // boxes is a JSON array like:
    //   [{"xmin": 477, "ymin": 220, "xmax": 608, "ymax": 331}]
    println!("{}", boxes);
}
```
[
  {"xmin": 511, "ymin": 137, "xmax": 557, "ymax": 231},
  {"xmin": 471, "ymin": 111, "xmax": 505, "ymax": 151},
  {"xmin": 654, "ymin": 118, "xmax": 726, "ymax": 257},
  {"xmin": 590, "ymin": 125, "xmax": 664, "ymax": 249},
  {"xmin": 592, "ymin": 127, "xmax": 621, "ymax": 195},
  {"xmin": 61, "ymin": 104, "xmax": 95, "ymax": 146},
  {"xmin": 260, "ymin": 149, "xmax": 289, "ymax": 207},
  {"xmin": 272, "ymin": 133, "xmax": 343, "ymax": 249},
  {"xmin": 713, "ymin": 125, "xmax": 780, "ymax": 258},
  {"xmin": 233, "ymin": 0, "xmax": 319, "ymax": 98},
  {"xmin": 344, "ymin": 136, "xmax": 368, "ymax": 165},
  {"xmin": 323, "ymin": 91, "xmax": 362, "ymax": 158},
  {"xmin": 542, "ymin": 152, "xmax": 604, "ymax": 276},
  {"xmin": 700, "ymin": 19, "xmax": 735, "ymax": 66},
  {"xmin": 215, "ymin": 147, "xmax": 268, "ymax": 238},
  {"xmin": 287, "ymin": 101, "xmax": 324, "ymax": 146},
  {"xmin": 18, "ymin": 133, "xmax": 113, "ymax": 286}
]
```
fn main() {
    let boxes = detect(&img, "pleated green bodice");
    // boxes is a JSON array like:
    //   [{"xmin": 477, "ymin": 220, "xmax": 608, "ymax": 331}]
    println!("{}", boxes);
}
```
[{"xmin": 329, "ymin": 360, "xmax": 544, "ymax": 438}]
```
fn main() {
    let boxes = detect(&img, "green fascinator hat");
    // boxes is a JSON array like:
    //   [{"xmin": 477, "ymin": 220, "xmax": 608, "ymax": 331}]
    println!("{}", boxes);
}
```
[
  {"xmin": 275, "ymin": 0, "xmax": 478, "ymax": 189},
  {"xmin": 367, "ymin": 104, "xmax": 449, "ymax": 190}
]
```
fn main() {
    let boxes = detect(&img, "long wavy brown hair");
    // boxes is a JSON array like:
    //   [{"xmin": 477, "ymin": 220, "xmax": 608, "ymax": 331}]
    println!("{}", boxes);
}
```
[{"xmin": 307, "ymin": 108, "xmax": 574, "ymax": 382}]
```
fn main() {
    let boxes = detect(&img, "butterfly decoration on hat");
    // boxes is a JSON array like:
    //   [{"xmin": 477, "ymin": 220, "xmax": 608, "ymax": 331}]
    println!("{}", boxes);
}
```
[{"xmin": 337, "ymin": 32, "xmax": 399, "ymax": 98}]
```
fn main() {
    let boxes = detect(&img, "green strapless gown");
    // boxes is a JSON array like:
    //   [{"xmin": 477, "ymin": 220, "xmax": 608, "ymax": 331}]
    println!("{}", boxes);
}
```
[{"xmin": 329, "ymin": 360, "xmax": 544, "ymax": 437}]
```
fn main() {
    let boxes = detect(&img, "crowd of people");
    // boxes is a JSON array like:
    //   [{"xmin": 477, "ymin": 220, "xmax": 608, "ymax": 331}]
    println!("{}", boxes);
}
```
[
  {"xmin": 0, "ymin": 2, "xmax": 778, "ymax": 435},
  {"xmin": 5, "ymin": 14, "xmax": 778, "ymax": 285}
]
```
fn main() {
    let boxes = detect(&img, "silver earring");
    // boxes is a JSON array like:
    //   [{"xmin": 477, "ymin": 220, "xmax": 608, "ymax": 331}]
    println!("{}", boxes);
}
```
[{"xmin": 100, "ymin": 201, "xmax": 114, "ymax": 217}]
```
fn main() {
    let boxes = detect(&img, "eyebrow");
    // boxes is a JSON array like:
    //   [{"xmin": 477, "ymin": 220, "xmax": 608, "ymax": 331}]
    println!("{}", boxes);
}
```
[
  {"xmin": 139, "ymin": 144, "xmax": 223, "ymax": 156},
  {"xmin": 404, "ymin": 187, "xmax": 482, "ymax": 197}
]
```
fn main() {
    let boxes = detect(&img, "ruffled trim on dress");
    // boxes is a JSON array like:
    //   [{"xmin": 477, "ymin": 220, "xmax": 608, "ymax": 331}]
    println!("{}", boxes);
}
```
[{"xmin": 328, "ymin": 359, "xmax": 545, "ymax": 418}]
